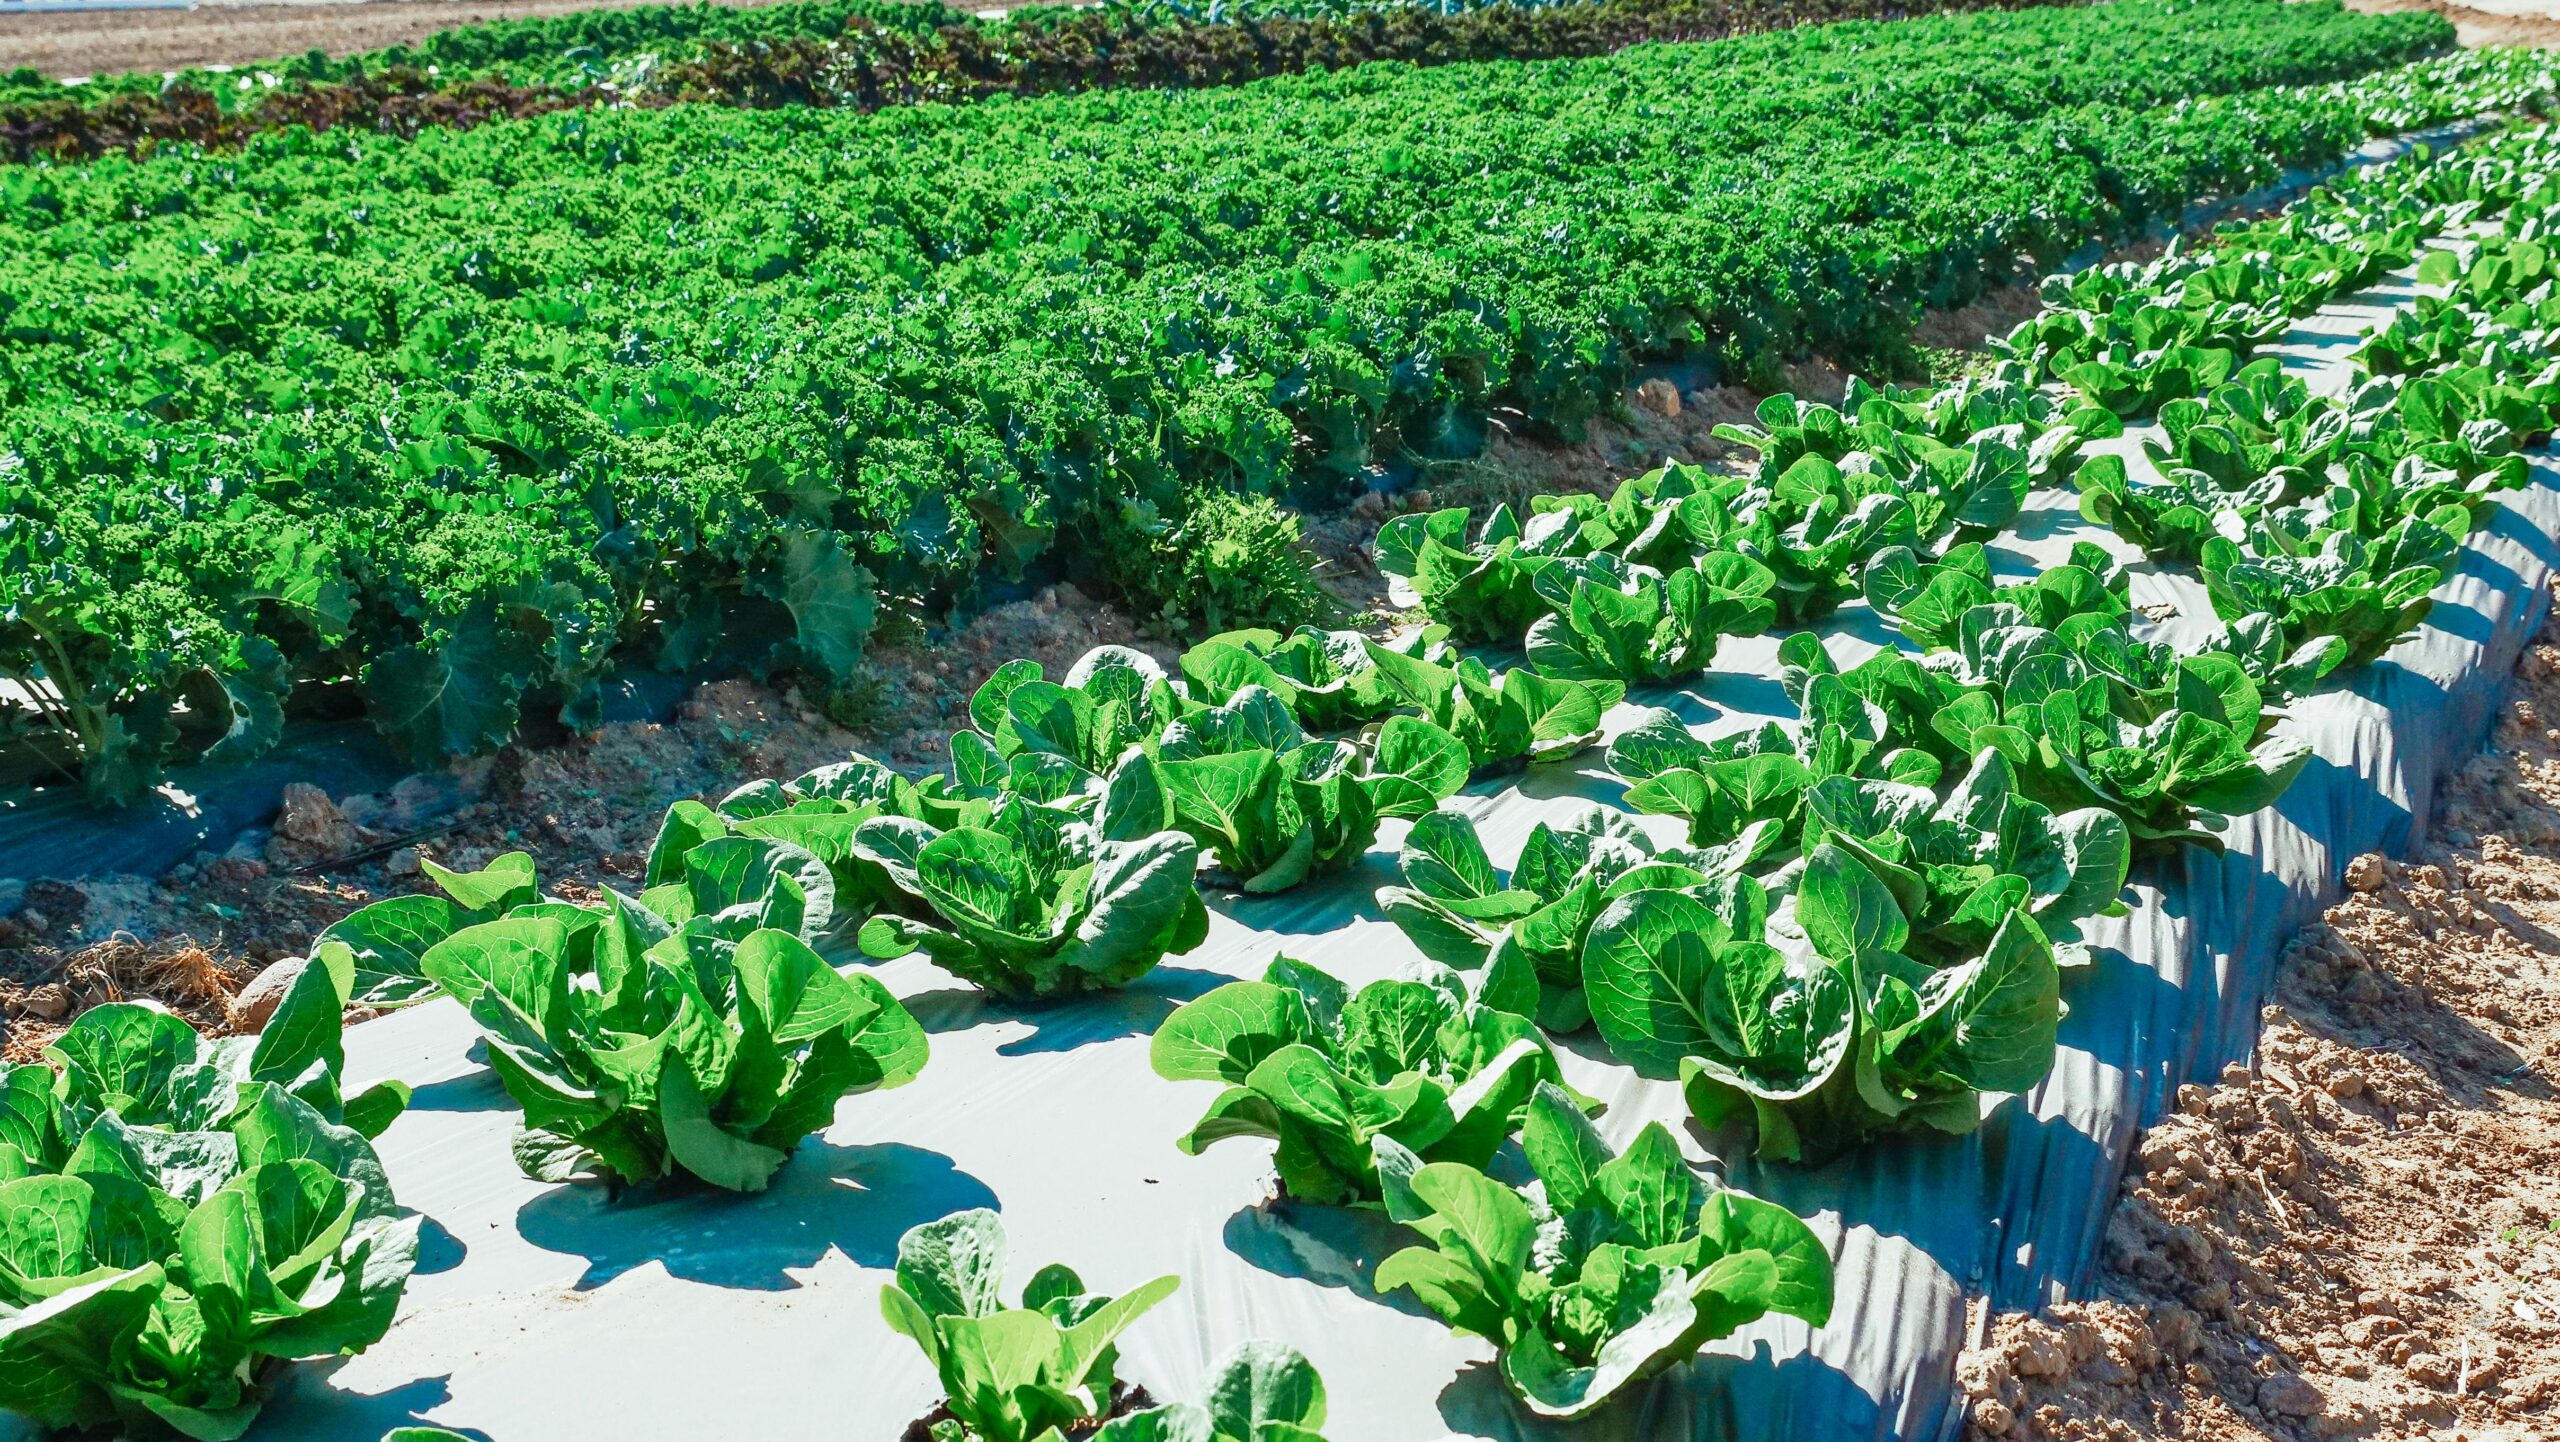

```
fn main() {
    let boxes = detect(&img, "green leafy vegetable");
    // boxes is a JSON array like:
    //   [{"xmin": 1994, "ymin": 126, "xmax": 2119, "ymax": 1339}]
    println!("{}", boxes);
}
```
[
  {"xmin": 1149, "ymin": 953, "xmax": 1589, "ymax": 1207},
  {"xmin": 420, "ymin": 902, "xmax": 927, "ymax": 1191},
  {"xmin": 1376, "ymin": 804, "xmax": 1778, "ymax": 1031},
  {"xmin": 1093, "ymin": 1339, "xmax": 1332, "ymax": 1442},
  {"xmin": 1362, "ymin": 644, "xmax": 1622, "ymax": 773},
  {"xmin": 1524, "ymin": 554, "xmax": 1776, "ymax": 687},
  {"xmin": 1374, "ymin": 1082, "xmax": 1832, "ymax": 1418},
  {"xmin": 0, "ymin": 973, "xmax": 416, "ymax": 1439},
  {"xmin": 1582, "ymin": 845, "xmax": 2061, "ymax": 1163},
  {"xmin": 882, "ymin": 1208, "xmax": 1179, "ymax": 1442},
  {"xmin": 855, "ymin": 803, "xmax": 1212, "ymax": 1001}
]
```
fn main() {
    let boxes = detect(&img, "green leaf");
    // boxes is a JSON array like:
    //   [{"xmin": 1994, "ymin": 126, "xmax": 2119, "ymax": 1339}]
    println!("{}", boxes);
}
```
[
  {"xmin": 658, "ymin": 1051, "xmax": 791, "ymax": 1193},
  {"xmin": 1208, "ymin": 1339, "xmax": 1328, "ymax": 1434},
  {"xmin": 316, "ymin": 896, "xmax": 468, "ymax": 1007},
  {"xmin": 897, "ymin": 1207, "xmax": 1010, "ymax": 1321},
  {"xmin": 420, "ymin": 852, "xmax": 539, "ymax": 913},
  {"xmin": 1149, "ymin": 983, "xmax": 1306, "ymax": 1084},
  {"xmin": 1796, "ymin": 843, "xmax": 1909, "ymax": 961}
]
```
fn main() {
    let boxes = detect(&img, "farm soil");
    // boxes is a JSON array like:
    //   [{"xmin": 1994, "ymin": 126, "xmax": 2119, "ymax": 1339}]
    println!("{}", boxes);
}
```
[
  {"xmin": 1952, "ymin": 598, "xmax": 2560, "ymax": 1442},
  {"xmin": 2346, "ymin": 0, "xmax": 2560, "ymax": 51}
]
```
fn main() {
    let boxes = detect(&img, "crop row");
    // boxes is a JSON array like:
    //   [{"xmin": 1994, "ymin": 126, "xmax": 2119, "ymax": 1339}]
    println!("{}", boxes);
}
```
[
  {"xmin": 0, "ymin": 0, "xmax": 2070, "ymax": 162},
  {"xmin": 0, "ymin": 1, "xmax": 2462, "ymax": 804},
  {"xmin": 8, "ymin": 118, "xmax": 2558, "ymax": 1437}
]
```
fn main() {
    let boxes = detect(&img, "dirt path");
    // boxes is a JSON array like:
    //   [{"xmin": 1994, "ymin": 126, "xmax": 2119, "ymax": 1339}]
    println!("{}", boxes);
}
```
[
  {"xmin": 0, "ymin": 0, "xmax": 982, "ymax": 80},
  {"xmin": 1955, "ymin": 595, "xmax": 2560, "ymax": 1442}
]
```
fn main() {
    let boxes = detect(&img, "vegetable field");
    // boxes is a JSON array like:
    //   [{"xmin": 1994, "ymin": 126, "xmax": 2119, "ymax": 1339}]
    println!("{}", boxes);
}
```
[
  {"xmin": 0, "ymin": 0, "xmax": 2470, "ymax": 802},
  {"xmin": 7, "ymin": 0, "xmax": 2560, "ymax": 1438}
]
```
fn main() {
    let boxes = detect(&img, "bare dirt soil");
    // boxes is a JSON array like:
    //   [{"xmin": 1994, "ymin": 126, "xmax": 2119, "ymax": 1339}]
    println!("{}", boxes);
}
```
[
  {"xmin": 0, "ymin": 0, "xmax": 987, "ymax": 80},
  {"xmin": 2347, "ymin": 0, "xmax": 2560, "ymax": 49},
  {"xmin": 1954, "ymin": 599, "xmax": 2560, "ymax": 1442}
]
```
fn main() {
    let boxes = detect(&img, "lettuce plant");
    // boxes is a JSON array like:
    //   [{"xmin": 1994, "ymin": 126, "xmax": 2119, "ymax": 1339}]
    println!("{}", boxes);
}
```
[
  {"xmin": 2060, "ymin": 340, "xmax": 2240, "ymax": 417},
  {"xmin": 2059, "ymin": 611, "xmax": 2346, "ymax": 725},
  {"xmin": 1149, "ymin": 953, "xmax": 1587, "ymax": 1208},
  {"xmin": 1583, "ymin": 846, "xmax": 2061, "ymax": 1163},
  {"xmin": 2315, "ymin": 452, "xmax": 2509, "ymax": 540},
  {"xmin": 1148, "ymin": 684, "xmax": 1466, "ymax": 892},
  {"xmin": 646, "ymin": 752, "xmax": 981, "ymax": 924},
  {"xmin": 1848, "ymin": 370, "xmax": 2121, "ymax": 457},
  {"xmin": 2145, "ymin": 359, "xmax": 2350, "ymax": 494},
  {"xmin": 422, "ymin": 900, "xmax": 926, "ymax": 1190},
  {"xmin": 1802, "ymin": 748, "xmax": 2131, "ymax": 966},
  {"xmin": 1376, "ymin": 804, "xmax": 1778, "ymax": 1031},
  {"xmin": 1524, "ymin": 469, "xmax": 1704, "ymax": 574},
  {"xmin": 1925, "ymin": 605, "xmax": 2313, "ymax": 849},
  {"xmin": 1177, "ymin": 627, "xmax": 1412, "ymax": 731},
  {"xmin": 966, "ymin": 645, "xmax": 1184, "ymax": 782},
  {"xmin": 1374, "ymin": 1083, "xmax": 1832, "ymax": 1418},
  {"xmin": 320, "ymin": 834, "xmax": 844, "ymax": 1008},
  {"xmin": 1093, "ymin": 1341, "xmax": 1331, "ymax": 1442},
  {"xmin": 1375, "ymin": 504, "xmax": 1589, "ymax": 644},
  {"xmin": 1362, "ymin": 643, "xmax": 1621, "ymax": 772},
  {"xmin": 1715, "ymin": 383, "xmax": 2106, "ymax": 545},
  {"xmin": 1524, "ymin": 553, "xmax": 1776, "ymax": 687},
  {"xmin": 1861, "ymin": 541, "xmax": 2125, "ymax": 652},
  {"xmin": 316, "ymin": 851, "xmax": 549, "ymax": 1008},
  {"xmin": 855, "ymin": 802, "xmax": 1211, "ymax": 1001},
  {"xmin": 2199, "ymin": 513, "xmax": 2458, "ymax": 669},
  {"xmin": 0, "ymin": 970, "xmax": 417, "ymax": 1440},
  {"xmin": 1707, "ymin": 455, "xmax": 1918, "ymax": 625},
  {"xmin": 2073, "ymin": 452, "xmax": 2274, "ymax": 565},
  {"xmin": 882, "ymin": 1208, "xmax": 1178, "ymax": 1442},
  {"xmin": 1604, "ymin": 692, "xmax": 1940, "ymax": 852}
]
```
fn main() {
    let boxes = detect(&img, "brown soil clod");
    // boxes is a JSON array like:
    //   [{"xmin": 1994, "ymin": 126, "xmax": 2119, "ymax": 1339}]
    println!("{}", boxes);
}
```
[{"xmin": 1958, "ymin": 595, "xmax": 2560, "ymax": 1442}]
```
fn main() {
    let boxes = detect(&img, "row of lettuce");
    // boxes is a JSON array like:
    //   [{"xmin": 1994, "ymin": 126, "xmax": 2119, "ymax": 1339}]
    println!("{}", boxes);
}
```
[
  {"xmin": 5, "ymin": 59, "xmax": 2557, "ymax": 1442},
  {"xmin": 0, "ymin": 1, "xmax": 2489, "ymax": 807},
  {"xmin": 0, "ymin": 0, "xmax": 2068, "ymax": 162}
]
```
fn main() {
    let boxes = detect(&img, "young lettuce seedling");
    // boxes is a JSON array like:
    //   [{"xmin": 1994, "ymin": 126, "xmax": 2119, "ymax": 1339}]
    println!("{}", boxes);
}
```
[
  {"xmin": 1375, "ymin": 1083, "xmax": 1833, "ymax": 1418},
  {"xmin": 883, "ymin": 1209, "xmax": 1179, "ymax": 1442}
]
